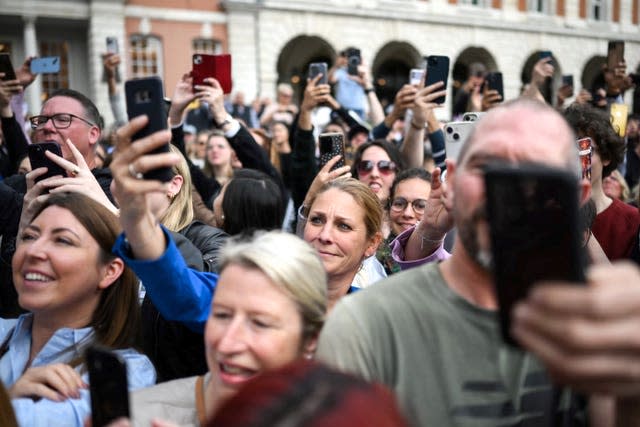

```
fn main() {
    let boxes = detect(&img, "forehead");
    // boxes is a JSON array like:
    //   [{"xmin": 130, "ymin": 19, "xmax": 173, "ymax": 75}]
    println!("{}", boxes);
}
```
[
  {"xmin": 31, "ymin": 205, "xmax": 85, "ymax": 233},
  {"xmin": 461, "ymin": 107, "xmax": 573, "ymax": 169},
  {"xmin": 215, "ymin": 264, "xmax": 294, "ymax": 310},
  {"xmin": 394, "ymin": 177, "xmax": 431, "ymax": 196},
  {"xmin": 314, "ymin": 187, "xmax": 364, "ymax": 216},
  {"xmin": 361, "ymin": 145, "xmax": 390, "ymax": 161},
  {"xmin": 41, "ymin": 96, "xmax": 85, "ymax": 116},
  {"xmin": 208, "ymin": 135, "xmax": 229, "ymax": 146}
]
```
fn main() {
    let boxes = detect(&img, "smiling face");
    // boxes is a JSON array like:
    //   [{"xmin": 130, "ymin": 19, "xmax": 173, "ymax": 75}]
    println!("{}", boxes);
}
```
[
  {"xmin": 389, "ymin": 177, "xmax": 431, "ymax": 236},
  {"xmin": 205, "ymin": 263, "xmax": 305, "ymax": 404},
  {"xmin": 12, "ymin": 205, "xmax": 110, "ymax": 328},
  {"xmin": 358, "ymin": 146, "xmax": 396, "ymax": 202},
  {"xmin": 303, "ymin": 188, "xmax": 378, "ymax": 287},
  {"xmin": 33, "ymin": 96, "xmax": 100, "ymax": 166}
]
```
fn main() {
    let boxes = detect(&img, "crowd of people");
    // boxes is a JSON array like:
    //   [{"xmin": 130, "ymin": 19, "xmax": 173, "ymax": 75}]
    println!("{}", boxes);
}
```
[{"xmin": 0, "ymin": 42, "xmax": 639, "ymax": 427}]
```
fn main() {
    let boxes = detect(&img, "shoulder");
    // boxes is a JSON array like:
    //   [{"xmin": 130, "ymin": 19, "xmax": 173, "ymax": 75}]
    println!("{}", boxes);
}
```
[
  {"xmin": 114, "ymin": 348, "xmax": 157, "ymax": 390},
  {"xmin": 612, "ymin": 199, "xmax": 640, "ymax": 221},
  {"xmin": 131, "ymin": 376, "xmax": 199, "ymax": 427}
]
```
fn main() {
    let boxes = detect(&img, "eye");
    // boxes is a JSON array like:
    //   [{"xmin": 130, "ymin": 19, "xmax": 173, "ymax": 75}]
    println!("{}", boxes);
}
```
[
  {"xmin": 19, "ymin": 231, "xmax": 37, "ymax": 242},
  {"xmin": 338, "ymin": 222, "xmax": 353, "ymax": 231},
  {"xmin": 308, "ymin": 215, "xmax": 323, "ymax": 225},
  {"xmin": 414, "ymin": 200, "xmax": 428, "ymax": 209},
  {"xmin": 212, "ymin": 310, "xmax": 231, "ymax": 320},
  {"xmin": 55, "ymin": 237, "xmax": 74, "ymax": 246},
  {"xmin": 251, "ymin": 318, "xmax": 271, "ymax": 329}
]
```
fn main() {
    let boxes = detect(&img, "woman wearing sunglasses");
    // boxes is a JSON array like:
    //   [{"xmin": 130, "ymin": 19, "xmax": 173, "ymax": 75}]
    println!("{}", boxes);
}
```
[{"xmin": 377, "ymin": 168, "xmax": 432, "ymax": 275}]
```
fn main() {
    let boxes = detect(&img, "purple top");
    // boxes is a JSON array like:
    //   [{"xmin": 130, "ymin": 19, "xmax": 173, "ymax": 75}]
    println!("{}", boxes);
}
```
[{"xmin": 390, "ymin": 225, "xmax": 451, "ymax": 270}]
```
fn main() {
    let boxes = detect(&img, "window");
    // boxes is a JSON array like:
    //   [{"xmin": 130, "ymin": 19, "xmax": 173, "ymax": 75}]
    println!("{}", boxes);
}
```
[
  {"xmin": 39, "ymin": 40, "xmax": 70, "ymax": 101},
  {"xmin": 590, "ymin": 0, "xmax": 607, "ymax": 20},
  {"xmin": 528, "ymin": 0, "xmax": 549, "ymax": 13},
  {"xmin": 129, "ymin": 34, "xmax": 163, "ymax": 78},
  {"xmin": 192, "ymin": 38, "xmax": 222, "ymax": 55}
]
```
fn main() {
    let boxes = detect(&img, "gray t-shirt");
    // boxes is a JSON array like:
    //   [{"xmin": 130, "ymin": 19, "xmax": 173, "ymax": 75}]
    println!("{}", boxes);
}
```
[{"xmin": 318, "ymin": 263, "xmax": 580, "ymax": 426}]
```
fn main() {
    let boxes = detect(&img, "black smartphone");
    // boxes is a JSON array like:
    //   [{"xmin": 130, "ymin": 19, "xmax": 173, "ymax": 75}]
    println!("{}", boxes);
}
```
[
  {"xmin": 308, "ymin": 62, "xmax": 328, "ymax": 85},
  {"xmin": 485, "ymin": 162, "xmax": 585, "ymax": 348},
  {"xmin": 346, "ymin": 48, "xmax": 361, "ymax": 76},
  {"xmin": 424, "ymin": 55, "xmax": 450, "ymax": 104},
  {"xmin": 28, "ymin": 142, "xmax": 67, "ymax": 183},
  {"xmin": 0, "ymin": 53, "xmax": 17, "ymax": 81},
  {"xmin": 319, "ymin": 132, "xmax": 345, "ymax": 171},
  {"xmin": 106, "ymin": 37, "xmax": 119, "ymax": 54},
  {"xmin": 485, "ymin": 71, "xmax": 504, "ymax": 101},
  {"xmin": 124, "ymin": 76, "xmax": 172, "ymax": 182},
  {"xmin": 86, "ymin": 346, "xmax": 130, "ymax": 427},
  {"xmin": 539, "ymin": 50, "xmax": 553, "ymax": 61},
  {"xmin": 562, "ymin": 74, "xmax": 574, "ymax": 97},
  {"xmin": 607, "ymin": 40, "xmax": 624, "ymax": 70}
]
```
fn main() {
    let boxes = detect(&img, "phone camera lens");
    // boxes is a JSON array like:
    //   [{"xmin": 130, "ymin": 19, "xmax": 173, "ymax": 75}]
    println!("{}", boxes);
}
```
[
  {"xmin": 453, "ymin": 133, "xmax": 460, "ymax": 141},
  {"xmin": 194, "ymin": 55, "xmax": 202, "ymax": 65},
  {"xmin": 446, "ymin": 126, "xmax": 453, "ymax": 134}
]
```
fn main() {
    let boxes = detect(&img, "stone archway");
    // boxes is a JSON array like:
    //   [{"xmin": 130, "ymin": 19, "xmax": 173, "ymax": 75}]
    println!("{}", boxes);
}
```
[
  {"xmin": 520, "ymin": 50, "xmax": 563, "ymax": 104},
  {"xmin": 371, "ymin": 41, "xmax": 421, "ymax": 106},
  {"xmin": 451, "ymin": 47, "xmax": 498, "ymax": 116},
  {"xmin": 276, "ymin": 35, "xmax": 336, "ymax": 104}
]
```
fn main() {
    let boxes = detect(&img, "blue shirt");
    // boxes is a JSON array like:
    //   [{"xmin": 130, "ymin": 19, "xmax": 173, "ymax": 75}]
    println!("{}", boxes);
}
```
[
  {"xmin": 0, "ymin": 314, "xmax": 156, "ymax": 427},
  {"xmin": 334, "ymin": 67, "xmax": 365, "ymax": 111},
  {"xmin": 112, "ymin": 226, "xmax": 219, "ymax": 333}
]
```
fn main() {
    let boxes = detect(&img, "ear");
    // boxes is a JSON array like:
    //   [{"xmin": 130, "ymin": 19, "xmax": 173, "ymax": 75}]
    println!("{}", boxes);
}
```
[
  {"xmin": 168, "ymin": 174, "xmax": 184, "ymax": 195},
  {"xmin": 98, "ymin": 257, "xmax": 125, "ymax": 290},
  {"xmin": 578, "ymin": 177, "xmax": 592, "ymax": 206},
  {"xmin": 364, "ymin": 231, "xmax": 383, "ymax": 258},
  {"xmin": 302, "ymin": 334, "xmax": 319, "ymax": 359},
  {"xmin": 88, "ymin": 126, "xmax": 101, "ymax": 146}
]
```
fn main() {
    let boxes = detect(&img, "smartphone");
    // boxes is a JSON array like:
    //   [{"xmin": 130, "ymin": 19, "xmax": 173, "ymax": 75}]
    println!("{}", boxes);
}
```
[
  {"xmin": 485, "ymin": 162, "xmax": 586, "ymax": 348},
  {"xmin": 106, "ymin": 37, "xmax": 119, "ymax": 54},
  {"xmin": 86, "ymin": 346, "xmax": 130, "ymax": 427},
  {"xmin": 462, "ymin": 112, "xmax": 485, "ymax": 122},
  {"xmin": 562, "ymin": 74, "xmax": 574, "ymax": 97},
  {"xmin": 319, "ymin": 132, "xmax": 346, "ymax": 171},
  {"xmin": 610, "ymin": 103, "xmax": 629, "ymax": 137},
  {"xmin": 28, "ymin": 142, "xmax": 68, "ymax": 183},
  {"xmin": 539, "ymin": 50, "xmax": 553, "ymax": 61},
  {"xmin": 0, "ymin": 53, "xmax": 17, "ymax": 81},
  {"xmin": 577, "ymin": 137, "xmax": 592, "ymax": 181},
  {"xmin": 607, "ymin": 40, "xmax": 624, "ymax": 70},
  {"xmin": 346, "ymin": 48, "xmax": 361, "ymax": 76},
  {"xmin": 308, "ymin": 62, "xmax": 328, "ymax": 85},
  {"xmin": 484, "ymin": 71, "xmax": 504, "ymax": 101},
  {"xmin": 409, "ymin": 68, "xmax": 425, "ymax": 86},
  {"xmin": 425, "ymin": 55, "xmax": 450, "ymax": 104},
  {"xmin": 125, "ymin": 76, "xmax": 172, "ymax": 182},
  {"xmin": 444, "ymin": 121, "xmax": 475, "ymax": 162},
  {"xmin": 30, "ymin": 56, "xmax": 61, "ymax": 74},
  {"xmin": 192, "ymin": 53, "xmax": 233, "ymax": 94}
]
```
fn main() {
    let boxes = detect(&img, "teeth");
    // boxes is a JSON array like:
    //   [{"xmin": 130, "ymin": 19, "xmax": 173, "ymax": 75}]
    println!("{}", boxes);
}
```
[
  {"xmin": 220, "ymin": 364, "xmax": 251, "ymax": 375},
  {"xmin": 25, "ymin": 273, "xmax": 51, "ymax": 282}
]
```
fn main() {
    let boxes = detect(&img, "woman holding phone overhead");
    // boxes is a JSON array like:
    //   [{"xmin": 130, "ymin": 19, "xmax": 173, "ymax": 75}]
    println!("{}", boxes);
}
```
[{"xmin": 0, "ymin": 192, "xmax": 155, "ymax": 427}]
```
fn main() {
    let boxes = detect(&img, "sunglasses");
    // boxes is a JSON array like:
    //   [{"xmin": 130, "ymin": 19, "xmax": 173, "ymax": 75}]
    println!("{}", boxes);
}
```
[
  {"xmin": 356, "ymin": 160, "xmax": 397, "ymax": 175},
  {"xmin": 390, "ymin": 197, "xmax": 427, "ymax": 214}
]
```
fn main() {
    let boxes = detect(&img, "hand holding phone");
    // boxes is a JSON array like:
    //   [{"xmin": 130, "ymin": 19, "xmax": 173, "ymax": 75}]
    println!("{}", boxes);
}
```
[
  {"xmin": 28, "ymin": 142, "xmax": 68, "ymax": 184},
  {"xmin": 607, "ymin": 40, "xmax": 625, "ymax": 71},
  {"xmin": 192, "ymin": 54, "xmax": 232, "ymax": 94},
  {"xmin": 308, "ymin": 62, "xmax": 328, "ymax": 85},
  {"xmin": 30, "ymin": 57, "xmax": 61, "ymax": 74},
  {"xmin": 485, "ymin": 162, "xmax": 585, "ymax": 347},
  {"xmin": 86, "ymin": 346, "xmax": 130, "ymax": 427},
  {"xmin": 319, "ymin": 132, "xmax": 346, "ymax": 171},
  {"xmin": 346, "ymin": 48, "xmax": 361, "ymax": 76},
  {"xmin": 424, "ymin": 55, "xmax": 449, "ymax": 104},
  {"xmin": 0, "ymin": 54, "xmax": 17, "ymax": 81}
]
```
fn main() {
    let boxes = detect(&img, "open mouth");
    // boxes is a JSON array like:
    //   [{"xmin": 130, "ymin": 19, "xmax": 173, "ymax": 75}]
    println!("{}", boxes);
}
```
[
  {"xmin": 24, "ymin": 272, "xmax": 54, "ymax": 283},
  {"xmin": 218, "ymin": 363, "xmax": 257, "ymax": 385}
]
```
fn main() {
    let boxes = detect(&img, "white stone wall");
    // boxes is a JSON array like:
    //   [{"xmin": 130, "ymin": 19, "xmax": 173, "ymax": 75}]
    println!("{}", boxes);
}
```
[{"xmin": 228, "ymin": 0, "xmax": 640, "ymax": 120}]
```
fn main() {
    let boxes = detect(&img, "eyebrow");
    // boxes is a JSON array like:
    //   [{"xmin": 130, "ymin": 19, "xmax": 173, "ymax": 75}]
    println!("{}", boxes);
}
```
[{"xmin": 25, "ymin": 224, "xmax": 82, "ymax": 240}]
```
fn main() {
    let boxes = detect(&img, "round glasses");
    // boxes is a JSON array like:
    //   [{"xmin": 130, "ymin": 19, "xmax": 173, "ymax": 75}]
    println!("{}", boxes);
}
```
[
  {"xmin": 356, "ymin": 160, "xmax": 397, "ymax": 176},
  {"xmin": 389, "ymin": 197, "xmax": 427, "ymax": 214},
  {"xmin": 29, "ymin": 113, "xmax": 96, "ymax": 130}
]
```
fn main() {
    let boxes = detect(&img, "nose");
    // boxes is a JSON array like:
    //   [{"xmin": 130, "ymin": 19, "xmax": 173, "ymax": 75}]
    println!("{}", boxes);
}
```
[
  {"xmin": 22, "ymin": 236, "xmax": 48, "ymax": 260},
  {"xmin": 317, "ymin": 221, "xmax": 333, "ymax": 243},
  {"xmin": 216, "ymin": 318, "xmax": 248, "ymax": 355},
  {"xmin": 402, "ymin": 203, "xmax": 416, "ymax": 218}
]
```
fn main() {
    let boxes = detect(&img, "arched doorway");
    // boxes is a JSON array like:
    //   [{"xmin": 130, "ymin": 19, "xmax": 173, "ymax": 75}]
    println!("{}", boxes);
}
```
[
  {"xmin": 371, "ymin": 41, "xmax": 421, "ymax": 107},
  {"xmin": 276, "ymin": 35, "xmax": 336, "ymax": 104},
  {"xmin": 520, "ymin": 50, "xmax": 563, "ymax": 104},
  {"xmin": 451, "ymin": 47, "xmax": 498, "ymax": 116}
]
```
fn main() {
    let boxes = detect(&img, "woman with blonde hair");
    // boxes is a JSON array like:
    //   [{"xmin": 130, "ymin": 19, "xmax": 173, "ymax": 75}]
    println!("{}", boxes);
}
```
[{"xmin": 201, "ymin": 131, "xmax": 235, "ymax": 188}]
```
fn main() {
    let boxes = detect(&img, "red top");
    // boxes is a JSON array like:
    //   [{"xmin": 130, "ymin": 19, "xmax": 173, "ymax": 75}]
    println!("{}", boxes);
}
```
[{"xmin": 592, "ymin": 198, "xmax": 640, "ymax": 261}]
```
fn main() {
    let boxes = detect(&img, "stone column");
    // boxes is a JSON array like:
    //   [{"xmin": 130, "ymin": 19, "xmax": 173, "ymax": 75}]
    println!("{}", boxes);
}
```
[{"xmin": 23, "ymin": 15, "xmax": 41, "ymax": 115}]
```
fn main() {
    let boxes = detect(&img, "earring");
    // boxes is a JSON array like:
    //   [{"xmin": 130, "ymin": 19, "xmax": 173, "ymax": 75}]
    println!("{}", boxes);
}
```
[
  {"xmin": 167, "ymin": 192, "xmax": 175, "ymax": 200},
  {"xmin": 304, "ymin": 352, "xmax": 314, "ymax": 360}
]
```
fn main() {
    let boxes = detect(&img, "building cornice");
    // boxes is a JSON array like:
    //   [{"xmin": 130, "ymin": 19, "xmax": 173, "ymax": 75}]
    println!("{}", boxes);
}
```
[{"xmin": 124, "ymin": 5, "xmax": 227, "ymax": 24}]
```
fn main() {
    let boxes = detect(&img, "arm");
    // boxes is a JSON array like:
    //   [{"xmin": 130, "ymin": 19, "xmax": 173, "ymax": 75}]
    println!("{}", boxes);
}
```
[
  {"xmin": 0, "ymin": 77, "xmax": 28, "ymax": 177},
  {"xmin": 355, "ymin": 64, "xmax": 384, "ymax": 125},
  {"xmin": 521, "ymin": 57, "xmax": 554, "ymax": 103},
  {"xmin": 402, "ymin": 81, "xmax": 447, "ymax": 169},
  {"xmin": 103, "ymin": 53, "xmax": 126, "ymax": 125}
]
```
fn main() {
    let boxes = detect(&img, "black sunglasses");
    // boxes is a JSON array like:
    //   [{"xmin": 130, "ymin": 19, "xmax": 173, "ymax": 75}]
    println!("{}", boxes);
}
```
[{"xmin": 356, "ymin": 160, "xmax": 397, "ymax": 175}]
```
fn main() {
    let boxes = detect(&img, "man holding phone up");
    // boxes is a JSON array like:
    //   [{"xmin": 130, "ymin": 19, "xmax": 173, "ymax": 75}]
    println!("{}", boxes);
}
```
[{"xmin": 318, "ymin": 99, "xmax": 599, "ymax": 426}]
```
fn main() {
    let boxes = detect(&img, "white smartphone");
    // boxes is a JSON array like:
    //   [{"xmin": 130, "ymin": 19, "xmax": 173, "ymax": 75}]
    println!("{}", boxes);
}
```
[{"xmin": 444, "ymin": 121, "xmax": 476, "ymax": 162}]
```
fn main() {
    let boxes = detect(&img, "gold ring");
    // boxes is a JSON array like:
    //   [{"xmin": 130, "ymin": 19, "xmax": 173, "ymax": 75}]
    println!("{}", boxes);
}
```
[
  {"xmin": 128, "ymin": 163, "xmax": 144, "ymax": 179},
  {"xmin": 69, "ymin": 167, "xmax": 80, "ymax": 177}
]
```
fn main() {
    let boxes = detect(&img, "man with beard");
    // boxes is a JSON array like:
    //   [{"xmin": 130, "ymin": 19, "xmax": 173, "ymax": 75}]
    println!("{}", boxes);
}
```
[{"xmin": 317, "ymin": 99, "xmax": 592, "ymax": 426}]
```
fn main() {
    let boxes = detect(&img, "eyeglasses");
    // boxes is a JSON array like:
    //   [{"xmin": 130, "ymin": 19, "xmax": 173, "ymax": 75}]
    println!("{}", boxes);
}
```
[
  {"xmin": 389, "ymin": 197, "xmax": 427, "ymax": 214},
  {"xmin": 29, "ymin": 113, "xmax": 96, "ymax": 130},
  {"xmin": 356, "ymin": 160, "xmax": 397, "ymax": 175}
]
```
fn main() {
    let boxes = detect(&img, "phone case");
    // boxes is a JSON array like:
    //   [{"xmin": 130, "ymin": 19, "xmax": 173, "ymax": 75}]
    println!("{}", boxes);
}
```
[
  {"xmin": 30, "ymin": 57, "xmax": 61, "ymax": 74},
  {"xmin": 485, "ymin": 72, "xmax": 504, "ymax": 101},
  {"xmin": 607, "ymin": 40, "xmax": 624, "ymax": 70},
  {"xmin": 425, "ymin": 55, "xmax": 449, "ymax": 104},
  {"xmin": 106, "ymin": 37, "xmax": 119, "ymax": 54},
  {"xmin": 308, "ymin": 62, "xmax": 328, "ymax": 85},
  {"xmin": 0, "ymin": 54, "xmax": 17, "ymax": 81},
  {"xmin": 125, "ymin": 76, "xmax": 172, "ymax": 182},
  {"xmin": 444, "ymin": 121, "xmax": 475, "ymax": 162},
  {"xmin": 346, "ymin": 48, "xmax": 361, "ymax": 76},
  {"xmin": 610, "ymin": 103, "xmax": 628, "ymax": 138},
  {"xmin": 577, "ymin": 137, "xmax": 592, "ymax": 181},
  {"xmin": 86, "ymin": 346, "xmax": 130, "ymax": 427},
  {"xmin": 409, "ymin": 68, "xmax": 425, "ymax": 86},
  {"xmin": 485, "ymin": 162, "xmax": 585, "ymax": 347},
  {"xmin": 319, "ymin": 132, "xmax": 345, "ymax": 171},
  {"xmin": 192, "ymin": 54, "xmax": 233, "ymax": 94},
  {"xmin": 28, "ymin": 142, "xmax": 67, "ymax": 183}
]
